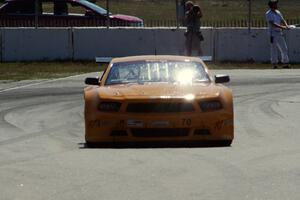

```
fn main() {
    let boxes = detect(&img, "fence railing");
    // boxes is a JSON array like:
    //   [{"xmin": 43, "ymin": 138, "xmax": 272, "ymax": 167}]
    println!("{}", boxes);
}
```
[
  {"xmin": 1, "ymin": 18, "xmax": 300, "ymax": 28},
  {"xmin": 0, "ymin": 16, "xmax": 143, "ymax": 27}
]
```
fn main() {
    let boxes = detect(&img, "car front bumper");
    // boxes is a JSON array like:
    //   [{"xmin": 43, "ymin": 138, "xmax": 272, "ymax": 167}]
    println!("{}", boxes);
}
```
[{"xmin": 85, "ymin": 111, "xmax": 234, "ymax": 144}]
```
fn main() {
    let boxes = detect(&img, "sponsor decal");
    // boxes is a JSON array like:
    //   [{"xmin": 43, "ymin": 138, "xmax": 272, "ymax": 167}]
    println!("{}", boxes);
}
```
[
  {"xmin": 127, "ymin": 120, "xmax": 144, "ymax": 128},
  {"xmin": 214, "ymin": 119, "xmax": 233, "ymax": 130}
]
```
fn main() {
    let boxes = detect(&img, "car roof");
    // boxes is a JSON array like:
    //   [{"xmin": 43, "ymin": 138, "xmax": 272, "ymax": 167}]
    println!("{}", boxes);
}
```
[{"xmin": 111, "ymin": 55, "xmax": 202, "ymax": 64}]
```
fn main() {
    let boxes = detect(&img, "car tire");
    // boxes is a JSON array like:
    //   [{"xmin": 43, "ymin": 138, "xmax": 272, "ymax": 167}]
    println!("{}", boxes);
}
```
[
  {"xmin": 85, "ymin": 141, "xmax": 96, "ymax": 148},
  {"xmin": 219, "ymin": 140, "xmax": 232, "ymax": 147}
]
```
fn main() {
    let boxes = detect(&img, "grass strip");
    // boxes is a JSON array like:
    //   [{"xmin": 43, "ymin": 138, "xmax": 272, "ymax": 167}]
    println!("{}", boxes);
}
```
[
  {"xmin": 0, "ymin": 62, "xmax": 103, "ymax": 81},
  {"xmin": 1, "ymin": 0, "xmax": 300, "ymax": 22},
  {"xmin": 1, "ymin": 61, "xmax": 299, "ymax": 81}
]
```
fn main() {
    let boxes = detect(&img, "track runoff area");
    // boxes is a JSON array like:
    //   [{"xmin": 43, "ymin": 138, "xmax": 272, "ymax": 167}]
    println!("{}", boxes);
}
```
[{"xmin": 0, "ymin": 52, "xmax": 300, "ymax": 199}]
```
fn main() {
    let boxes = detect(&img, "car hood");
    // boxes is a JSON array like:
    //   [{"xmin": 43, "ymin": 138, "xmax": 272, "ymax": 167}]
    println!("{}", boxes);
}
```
[
  {"xmin": 110, "ymin": 14, "xmax": 143, "ymax": 22},
  {"xmin": 97, "ymin": 83, "xmax": 223, "ymax": 100}
]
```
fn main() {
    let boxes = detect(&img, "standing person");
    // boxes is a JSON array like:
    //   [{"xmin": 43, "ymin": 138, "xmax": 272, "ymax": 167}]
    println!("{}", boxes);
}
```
[
  {"xmin": 185, "ymin": 1, "xmax": 194, "ymax": 27},
  {"xmin": 184, "ymin": 1, "xmax": 194, "ymax": 56},
  {"xmin": 266, "ymin": 0, "xmax": 291, "ymax": 69},
  {"xmin": 185, "ymin": 3, "xmax": 203, "ymax": 56}
]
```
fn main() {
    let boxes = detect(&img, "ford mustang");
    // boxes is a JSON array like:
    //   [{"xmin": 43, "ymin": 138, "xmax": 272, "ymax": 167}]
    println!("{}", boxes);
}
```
[{"xmin": 84, "ymin": 55, "xmax": 234, "ymax": 147}]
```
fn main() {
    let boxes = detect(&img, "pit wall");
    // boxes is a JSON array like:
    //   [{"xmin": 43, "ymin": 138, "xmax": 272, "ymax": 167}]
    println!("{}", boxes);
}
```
[{"xmin": 1, "ymin": 27, "xmax": 300, "ymax": 62}]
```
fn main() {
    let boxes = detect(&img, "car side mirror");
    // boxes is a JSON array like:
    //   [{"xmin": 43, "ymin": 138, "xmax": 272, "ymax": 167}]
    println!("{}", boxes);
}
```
[
  {"xmin": 85, "ymin": 77, "xmax": 100, "ymax": 85},
  {"xmin": 215, "ymin": 75, "xmax": 230, "ymax": 83}
]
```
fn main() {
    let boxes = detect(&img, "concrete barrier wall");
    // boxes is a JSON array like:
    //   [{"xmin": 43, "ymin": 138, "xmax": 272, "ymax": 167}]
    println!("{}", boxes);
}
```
[
  {"xmin": 286, "ymin": 29, "xmax": 300, "ymax": 63},
  {"xmin": 0, "ymin": 29, "xmax": 3, "ymax": 62},
  {"xmin": 0, "ymin": 27, "xmax": 299, "ymax": 62},
  {"xmin": 152, "ymin": 28, "xmax": 213, "ymax": 57},
  {"xmin": 214, "ymin": 28, "xmax": 270, "ymax": 62},
  {"xmin": 73, "ymin": 27, "xmax": 213, "ymax": 60},
  {"xmin": 0, "ymin": 27, "xmax": 214, "ymax": 61},
  {"xmin": 1, "ymin": 28, "xmax": 73, "ymax": 61},
  {"xmin": 73, "ymin": 28, "xmax": 156, "ymax": 60},
  {"xmin": 214, "ymin": 28, "xmax": 300, "ymax": 62}
]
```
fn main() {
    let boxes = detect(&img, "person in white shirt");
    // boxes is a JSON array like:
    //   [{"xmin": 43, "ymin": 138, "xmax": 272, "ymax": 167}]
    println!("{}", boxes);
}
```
[{"xmin": 265, "ymin": 0, "xmax": 291, "ymax": 69}]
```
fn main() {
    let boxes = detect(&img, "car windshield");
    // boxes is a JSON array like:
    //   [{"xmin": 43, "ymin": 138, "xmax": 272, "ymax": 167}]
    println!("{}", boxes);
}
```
[
  {"xmin": 78, "ymin": 0, "xmax": 109, "ymax": 15},
  {"xmin": 105, "ymin": 61, "xmax": 210, "ymax": 85}
]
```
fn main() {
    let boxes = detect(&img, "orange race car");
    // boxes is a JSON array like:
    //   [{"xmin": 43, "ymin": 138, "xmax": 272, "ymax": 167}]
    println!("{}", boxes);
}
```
[{"xmin": 84, "ymin": 55, "xmax": 234, "ymax": 147}]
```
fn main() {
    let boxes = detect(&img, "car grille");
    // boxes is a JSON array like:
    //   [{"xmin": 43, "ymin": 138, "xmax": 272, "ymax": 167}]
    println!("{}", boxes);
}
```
[
  {"xmin": 131, "ymin": 128, "xmax": 190, "ymax": 137},
  {"xmin": 126, "ymin": 103, "xmax": 194, "ymax": 113}
]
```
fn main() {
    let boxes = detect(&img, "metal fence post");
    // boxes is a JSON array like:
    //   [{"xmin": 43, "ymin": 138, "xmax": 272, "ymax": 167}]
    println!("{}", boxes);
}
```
[
  {"xmin": 248, "ymin": 0, "xmax": 252, "ymax": 33},
  {"xmin": 106, "ymin": 0, "xmax": 110, "ymax": 28},
  {"xmin": 35, "ymin": 0, "xmax": 39, "ymax": 28},
  {"xmin": 176, "ymin": 0, "xmax": 179, "ymax": 29}
]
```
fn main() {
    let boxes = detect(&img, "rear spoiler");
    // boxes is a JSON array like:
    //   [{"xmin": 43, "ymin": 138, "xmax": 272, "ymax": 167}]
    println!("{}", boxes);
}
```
[{"xmin": 95, "ymin": 56, "xmax": 213, "ymax": 63}]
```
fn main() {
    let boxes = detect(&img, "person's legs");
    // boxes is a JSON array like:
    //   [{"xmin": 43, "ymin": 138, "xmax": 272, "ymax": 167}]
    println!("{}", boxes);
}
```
[
  {"xmin": 191, "ymin": 33, "xmax": 202, "ymax": 56},
  {"xmin": 270, "ymin": 36, "xmax": 279, "ymax": 68},
  {"xmin": 276, "ymin": 35, "xmax": 290, "ymax": 68},
  {"xmin": 197, "ymin": 43, "xmax": 203, "ymax": 56},
  {"xmin": 185, "ymin": 32, "xmax": 193, "ymax": 56}
]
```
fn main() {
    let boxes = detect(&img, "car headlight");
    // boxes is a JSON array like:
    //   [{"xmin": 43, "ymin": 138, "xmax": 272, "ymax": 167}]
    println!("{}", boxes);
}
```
[
  {"xmin": 199, "ymin": 100, "xmax": 223, "ymax": 112},
  {"xmin": 98, "ymin": 102, "xmax": 122, "ymax": 112}
]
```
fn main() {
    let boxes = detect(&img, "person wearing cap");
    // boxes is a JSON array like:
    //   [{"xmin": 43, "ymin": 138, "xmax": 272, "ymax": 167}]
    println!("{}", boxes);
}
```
[{"xmin": 266, "ymin": 0, "xmax": 291, "ymax": 69}]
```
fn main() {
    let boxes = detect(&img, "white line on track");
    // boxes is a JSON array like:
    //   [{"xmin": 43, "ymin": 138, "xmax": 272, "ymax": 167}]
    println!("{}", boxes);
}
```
[{"xmin": 0, "ymin": 73, "xmax": 92, "ymax": 94}]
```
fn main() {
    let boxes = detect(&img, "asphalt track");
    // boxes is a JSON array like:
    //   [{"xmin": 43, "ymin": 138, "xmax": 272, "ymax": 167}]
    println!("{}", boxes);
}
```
[{"xmin": 0, "ymin": 69, "xmax": 300, "ymax": 200}]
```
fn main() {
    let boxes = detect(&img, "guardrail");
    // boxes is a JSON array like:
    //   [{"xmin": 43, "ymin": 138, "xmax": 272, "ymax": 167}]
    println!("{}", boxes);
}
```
[
  {"xmin": 0, "ymin": 17, "xmax": 142, "ymax": 27},
  {"xmin": 1, "ymin": 18, "xmax": 300, "ymax": 28}
]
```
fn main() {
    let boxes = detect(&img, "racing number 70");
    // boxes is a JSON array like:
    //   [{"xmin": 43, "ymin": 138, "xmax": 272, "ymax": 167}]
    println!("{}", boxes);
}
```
[{"xmin": 182, "ymin": 118, "xmax": 192, "ymax": 126}]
